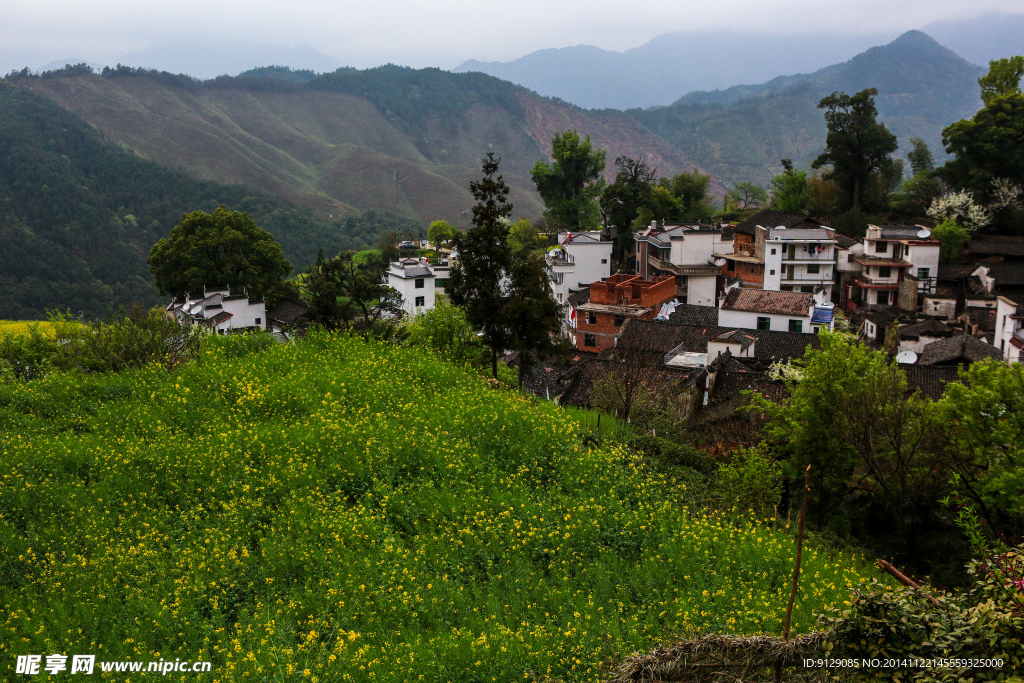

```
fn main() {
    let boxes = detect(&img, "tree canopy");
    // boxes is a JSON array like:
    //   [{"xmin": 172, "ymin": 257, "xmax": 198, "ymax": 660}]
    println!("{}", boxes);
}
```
[
  {"xmin": 530, "ymin": 130, "xmax": 606, "ymax": 230},
  {"xmin": 769, "ymin": 158, "xmax": 812, "ymax": 213},
  {"xmin": 600, "ymin": 156, "xmax": 656, "ymax": 258},
  {"xmin": 812, "ymin": 89, "xmax": 899, "ymax": 210},
  {"xmin": 147, "ymin": 205, "xmax": 292, "ymax": 301},
  {"xmin": 978, "ymin": 55, "xmax": 1023, "ymax": 106}
]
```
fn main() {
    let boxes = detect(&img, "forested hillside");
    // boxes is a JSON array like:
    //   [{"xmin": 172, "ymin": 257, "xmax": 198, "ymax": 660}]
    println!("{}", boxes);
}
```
[
  {"xmin": 0, "ymin": 84, "xmax": 420, "ymax": 319},
  {"xmin": 15, "ymin": 66, "xmax": 708, "ymax": 228},
  {"xmin": 630, "ymin": 31, "xmax": 985, "ymax": 188}
]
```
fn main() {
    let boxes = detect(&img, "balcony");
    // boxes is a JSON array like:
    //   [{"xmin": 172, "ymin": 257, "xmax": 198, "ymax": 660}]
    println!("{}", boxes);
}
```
[
  {"xmin": 852, "ymin": 274, "xmax": 900, "ymax": 289},
  {"xmin": 647, "ymin": 255, "xmax": 721, "ymax": 276}
]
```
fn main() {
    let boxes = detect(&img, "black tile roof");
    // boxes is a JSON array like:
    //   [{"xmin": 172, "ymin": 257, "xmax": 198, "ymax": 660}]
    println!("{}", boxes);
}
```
[
  {"xmin": 902, "ymin": 365, "xmax": 962, "ymax": 400},
  {"xmin": 268, "ymin": 299, "xmax": 310, "ymax": 324},
  {"xmin": 667, "ymin": 303, "xmax": 719, "ymax": 326},
  {"xmin": 967, "ymin": 240, "xmax": 1024, "ymax": 257},
  {"xmin": 916, "ymin": 334, "xmax": 1002, "ymax": 365},
  {"xmin": 733, "ymin": 210, "xmax": 820, "ymax": 236}
]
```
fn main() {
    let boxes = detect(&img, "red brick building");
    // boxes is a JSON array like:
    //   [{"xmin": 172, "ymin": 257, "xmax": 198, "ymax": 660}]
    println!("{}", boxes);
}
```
[{"xmin": 574, "ymin": 274, "xmax": 676, "ymax": 352}]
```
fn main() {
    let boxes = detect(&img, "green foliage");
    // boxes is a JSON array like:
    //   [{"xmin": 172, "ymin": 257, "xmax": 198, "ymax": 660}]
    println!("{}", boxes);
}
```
[
  {"xmin": 600, "ymin": 156, "xmax": 656, "ymax": 256},
  {"xmin": 812, "ymin": 88, "xmax": 899, "ymax": 210},
  {"xmin": 659, "ymin": 169, "xmax": 716, "ymax": 222},
  {"xmin": 507, "ymin": 217, "xmax": 540, "ymax": 253},
  {"xmin": 0, "ymin": 332, "xmax": 877, "ymax": 681},
  {"xmin": 725, "ymin": 181, "xmax": 769, "ymax": 211},
  {"xmin": 718, "ymin": 443, "xmax": 781, "ymax": 519},
  {"xmin": 301, "ymin": 250, "xmax": 402, "ymax": 330},
  {"xmin": 0, "ymin": 86, "xmax": 357, "ymax": 319},
  {"xmin": 936, "ymin": 361, "xmax": 1024, "ymax": 541},
  {"xmin": 978, "ymin": 56, "xmax": 1024, "ymax": 106},
  {"xmin": 749, "ymin": 332, "xmax": 943, "ymax": 552},
  {"xmin": 891, "ymin": 170, "xmax": 945, "ymax": 219},
  {"xmin": 931, "ymin": 219, "xmax": 971, "ymax": 264},
  {"xmin": 769, "ymin": 158, "xmax": 812, "ymax": 213},
  {"xmin": 832, "ymin": 207, "xmax": 871, "ymax": 240},
  {"xmin": 629, "ymin": 434, "xmax": 718, "ymax": 476},
  {"xmin": 907, "ymin": 137, "xmax": 936, "ymax": 175},
  {"xmin": 147, "ymin": 205, "xmax": 292, "ymax": 301},
  {"xmin": 405, "ymin": 298, "xmax": 481, "ymax": 364},
  {"xmin": 427, "ymin": 219, "xmax": 456, "ymax": 249},
  {"xmin": 530, "ymin": 130, "xmax": 606, "ymax": 230},
  {"xmin": 822, "ymin": 545, "xmax": 1024, "ymax": 681}
]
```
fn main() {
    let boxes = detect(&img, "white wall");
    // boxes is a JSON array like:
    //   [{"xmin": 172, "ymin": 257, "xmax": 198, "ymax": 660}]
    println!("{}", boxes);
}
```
[
  {"xmin": 686, "ymin": 274, "xmax": 718, "ymax": 307},
  {"xmin": 384, "ymin": 268, "xmax": 435, "ymax": 315},
  {"xmin": 671, "ymin": 232, "xmax": 718, "ymax": 266},
  {"xmin": 220, "ymin": 297, "xmax": 266, "ymax": 329},
  {"xmin": 564, "ymin": 241, "xmax": 613, "ymax": 290},
  {"xmin": 718, "ymin": 308, "xmax": 813, "ymax": 333}
]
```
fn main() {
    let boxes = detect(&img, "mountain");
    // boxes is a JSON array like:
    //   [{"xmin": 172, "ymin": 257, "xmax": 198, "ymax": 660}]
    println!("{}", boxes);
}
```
[
  {"xmin": 16, "ymin": 66, "xmax": 712, "ymax": 229},
  {"xmin": 630, "ymin": 31, "xmax": 985, "ymax": 189},
  {"xmin": 117, "ymin": 41, "xmax": 341, "ymax": 80},
  {"xmin": 454, "ymin": 30, "xmax": 893, "ymax": 110},
  {"xmin": 0, "ymin": 83, "xmax": 420, "ymax": 319},
  {"xmin": 923, "ymin": 12, "xmax": 1024, "ymax": 68}
]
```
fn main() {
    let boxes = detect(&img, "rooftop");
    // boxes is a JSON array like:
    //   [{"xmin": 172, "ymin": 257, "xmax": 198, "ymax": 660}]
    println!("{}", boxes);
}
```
[
  {"xmin": 733, "ymin": 210, "xmax": 822, "ymax": 236},
  {"xmin": 721, "ymin": 288, "xmax": 813, "ymax": 316},
  {"xmin": 967, "ymin": 240, "xmax": 1024, "ymax": 257},
  {"xmin": 916, "ymin": 334, "xmax": 1002, "ymax": 365}
]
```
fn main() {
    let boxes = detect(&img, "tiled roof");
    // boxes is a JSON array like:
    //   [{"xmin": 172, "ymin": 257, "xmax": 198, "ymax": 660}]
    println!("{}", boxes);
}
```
[
  {"xmin": 567, "ymin": 287, "xmax": 591, "ymax": 307},
  {"xmin": 668, "ymin": 303, "xmax": 719, "ymax": 326},
  {"xmin": 733, "ymin": 210, "xmax": 819, "ymax": 236},
  {"xmin": 902, "ymin": 365, "xmax": 962, "ymax": 400},
  {"xmin": 268, "ymin": 299, "xmax": 310, "ymax": 324},
  {"xmin": 967, "ymin": 240, "xmax": 1024, "ymax": 257},
  {"xmin": 618, "ymin": 319, "xmax": 820, "ymax": 368},
  {"xmin": 964, "ymin": 307, "xmax": 997, "ymax": 332},
  {"xmin": 898, "ymin": 319, "xmax": 956, "ymax": 340},
  {"xmin": 937, "ymin": 264, "xmax": 974, "ymax": 281},
  {"xmin": 721, "ymin": 288, "xmax": 813, "ymax": 316},
  {"xmin": 204, "ymin": 311, "xmax": 233, "ymax": 326},
  {"xmin": 559, "ymin": 358, "xmax": 702, "ymax": 408},
  {"xmin": 916, "ymin": 334, "xmax": 1002, "ymax": 365},
  {"xmin": 713, "ymin": 329, "xmax": 757, "ymax": 350},
  {"xmin": 985, "ymin": 262, "xmax": 1024, "ymax": 287},
  {"xmin": 834, "ymin": 234, "xmax": 861, "ymax": 249}
]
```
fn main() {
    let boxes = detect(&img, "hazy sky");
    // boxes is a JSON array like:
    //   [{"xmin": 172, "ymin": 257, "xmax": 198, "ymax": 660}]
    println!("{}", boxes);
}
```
[{"xmin": 3, "ymin": 0, "xmax": 1022, "ymax": 74}]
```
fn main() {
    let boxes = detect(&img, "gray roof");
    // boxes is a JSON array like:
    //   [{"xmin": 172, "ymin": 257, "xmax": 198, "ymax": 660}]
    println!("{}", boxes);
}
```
[
  {"xmin": 877, "ymin": 226, "xmax": 928, "ymax": 240},
  {"xmin": 767, "ymin": 227, "xmax": 835, "ymax": 241},
  {"xmin": 967, "ymin": 240, "xmax": 1024, "ymax": 257},
  {"xmin": 917, "ymin": 334, "xmax": 1002, "ymax": 366},
  {"xmin": 721, "ymin": 288, "xmax": 813, "ymax": 316},
  {"xmin": 898, "ymin": 319, "xmax": 956, "ymax": 340},
  {"xmin": 391, "ymin": 263, "xmax": 433, "ymax": 278}
]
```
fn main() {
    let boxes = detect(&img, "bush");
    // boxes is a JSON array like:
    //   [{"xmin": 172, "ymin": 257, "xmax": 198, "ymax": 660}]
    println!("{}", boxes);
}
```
[{"xmin": 631, "ymin": 434, "xmax": 719, "ymax": 475}]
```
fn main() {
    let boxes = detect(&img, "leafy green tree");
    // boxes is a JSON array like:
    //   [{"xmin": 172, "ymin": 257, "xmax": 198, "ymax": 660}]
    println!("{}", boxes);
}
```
[
  {"xmin": 405, "ymin": 298, "xmax": 480, "ymax": 364},
  {"xmin": 600, "ymin": 156, "xmax": 656, "ymax": 258},
  {"xmin": 663, "ymin": 169, "xmax": 716, "ymax": 221},
  {"xmin": 725, "ymin": 181, "xmax": 769, "ymax": 211},
  {"xmin": 906, "ymin": 137, "xmax": 935, "ymax": 176},
  {"xmin": 301, "ymin": 250, "xmax": 402, "ymax": 330},
  {"xmin": 941, "ymin": 91, "xmax": 1024, "ymax": 203},
  {"xmin": 769, "ymin": 158, "xmax": 812, "ymax": 213},
  {"xmin": 147, "ymin": 205, "xmax": 292, "ymax": 300},
  {"xmin": 504, "ymin": 251, "xmax": 563, "ymax": 389},
  {"xmin": 978, "ymin": 55, "xmax": 1023, "ymax": 106},
  {"xmin": 812, "ymin": 89, "xmax": 899, "ymax": 210},
  {"xmin": 749, "ymin": 332, "xmax": 942, "ymax": 551},
  {"xmin": 530, "ymin": 130, "xmax": 606, "ymax": 230},
  {"xmin": 717, "ymin": 443, "xmax": 781, "ymax": 518},
  {"xmin": 507, "ymin": 217, "xmax": 540, "ymax": 253},
  {"xmin": 936, "ymin": 360, "xmax": 1024, "ymax": 541},
  {"xmin": 427, "ymin": 220, "xmax": 456, "ymax": 249},
  {"xmin": 930, "ymin": 219, "xmax": 970, "ymax": 264}
]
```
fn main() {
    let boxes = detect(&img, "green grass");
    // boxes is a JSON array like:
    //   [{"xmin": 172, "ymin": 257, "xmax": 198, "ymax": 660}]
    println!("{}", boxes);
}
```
[{"xmin": 0, "ymin": 332, "xmax": 878, "ymax": 681}]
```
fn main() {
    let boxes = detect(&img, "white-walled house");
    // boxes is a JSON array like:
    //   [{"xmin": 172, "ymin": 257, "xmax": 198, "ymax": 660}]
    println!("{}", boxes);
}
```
[
  {"xmin": 546, "ymin": 232, "xmax": 613, "ymax": 305},
  {"xmin": 759, "ymin": 225, "xmax": 838, "ymax": 299},
  {"xmin": 383, "ymin": 258, "xmax": 435, "ymax": 315},
  {"xmin": 635, "ymin": 222, "xmax": 733, "ymax": 306},
  {"xmin": 718, "ymin": 288, "xmax": 834, "ymax": 334},
  {"xmin": 994, "ymin": 295, "xmax": 1024, "ymax": 363},
  {"xmin": 172, "ymin": 287, "xmax": 266, "ymax": 333},
  {"xmin": 843, "ymin": 225, "xmax": 940, "ymax": 309}
]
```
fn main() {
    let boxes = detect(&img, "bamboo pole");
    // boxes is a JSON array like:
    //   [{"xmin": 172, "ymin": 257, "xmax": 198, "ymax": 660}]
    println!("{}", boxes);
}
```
[{"xmin": 777, "ymin": 465, "xmax": 810, "ymax": 683}]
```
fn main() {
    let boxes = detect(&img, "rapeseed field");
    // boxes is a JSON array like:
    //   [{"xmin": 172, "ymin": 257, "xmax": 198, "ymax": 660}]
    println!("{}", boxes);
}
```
[{"xmin": 0, "ymin": 331, "xmax": 874, "ymax": 681}]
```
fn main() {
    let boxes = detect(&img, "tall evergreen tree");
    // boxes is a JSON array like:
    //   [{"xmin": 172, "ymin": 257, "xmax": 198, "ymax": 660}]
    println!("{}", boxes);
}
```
[
  {"xmin": 812, "ymin": 88, "xmax": 899, "ymax": 210},
  {"xmin": 530, "ymin": 130, "xmax": 606, "ymax": 230}
]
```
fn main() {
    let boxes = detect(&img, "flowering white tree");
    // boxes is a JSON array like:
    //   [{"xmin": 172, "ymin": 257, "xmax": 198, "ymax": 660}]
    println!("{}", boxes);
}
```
[{"xmin": 927, "ymin": 190, "xmax": 991, "ymax": 231}]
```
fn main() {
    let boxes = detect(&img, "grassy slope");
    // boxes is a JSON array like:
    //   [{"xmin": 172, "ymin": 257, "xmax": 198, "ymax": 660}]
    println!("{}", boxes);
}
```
[{"xmin": 0, "ymin": 333, "xmax": 877, "ymax": 681}]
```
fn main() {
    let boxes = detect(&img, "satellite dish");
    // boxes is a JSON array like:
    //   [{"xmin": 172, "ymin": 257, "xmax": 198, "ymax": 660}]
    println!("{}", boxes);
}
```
[
  {"xmin": 714, "ymin": 258, "xmax": 727, "ymax": 267},
  {"xmin": 895, "ymin": 351, "xmax": 918, "ymax": 364},
  {"xmin": 917, "ymin": 228, "xmax": 930, "ymax": 238}
]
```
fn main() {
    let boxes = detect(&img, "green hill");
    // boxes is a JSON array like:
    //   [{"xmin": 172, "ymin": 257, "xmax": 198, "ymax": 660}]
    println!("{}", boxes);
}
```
[
  {"xmin": 16, "ymin": 66, "xmax": 707, "ymax": 230},
  {"xmin": 632, "ymin": 31, "xmax": 985, "ymax": 188},
  {"xmin": 0, "ymin": 331, "xmax": 876, "ymax": 680},
  {"xmin": 0, "ymin": 84, "xmax": 421, "ymax": 319}
]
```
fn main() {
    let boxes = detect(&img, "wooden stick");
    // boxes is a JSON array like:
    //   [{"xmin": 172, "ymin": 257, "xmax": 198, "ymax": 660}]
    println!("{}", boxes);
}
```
[
  {"xmin": 778, "ymin": 465, "xmax": 811, "ymax": 682},
  {"xmin": 876, "ymin": 558, "xmax": 942, "ymax": 606}
]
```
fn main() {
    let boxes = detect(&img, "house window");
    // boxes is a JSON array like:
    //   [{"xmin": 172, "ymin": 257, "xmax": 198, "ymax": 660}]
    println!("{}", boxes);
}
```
[
  {"xmin": 781, "ymin": 285, "xmax": 793, "ymax": 292},
  {"xmin": 557, "ymin": 293, "xmax": 563, "ymax": 302},
  {"xmin": 807, "ymin": 264, "xmax": 820, "ymax": 274},
  {"xmin": 769, "ymin": 269, "xmax": 775, "ymax": 275},
  {"xmin": 757, "ymin": 317, "xmax": 771, "ymax": 330},
  {"xmin": 877, "ymin": 290, "xmax": 890, "ymax": 306},
  {"xmin": 415, "ymin": 278, "xmax": 424, "ymax": 289},
  {"xmin": 415, "ymin": 296, "xmax": 425, "ymax": 307},
  {"xmin": 917, "ymin": 268, "xmax": 929, "ymax": 279},
  {"xmin": 601, "ymin": 258, "xmax": 608, "ymax": 264},
  {"xmin": 613, "ymin": 314, "xmax": 624, "ymax": 326},
  {"xmin": 879, "ymin": 267, "xmax": 892, "ymax": 278},
  {"xmin": 801, "ymin": 285, "xmax": 813, "ymax": 293},
  {"xmin": 255, "ymin": 317, "xmax": 261, "ymax": 325},
  {"xmin": 875, "ymin": 241, "xmax": 888, "ymax": 254},
  {"xmin": 847, "ymin": 253, "xmax": 855, "ymax": 263},
  {"xmin": 771, "ymin": 248, "xmax": 777, "ymax": 255},
  {"xmin": 435, "ymin": 278, "xmax": 447, "ymax": 288},
  {"xmin": 586, "ymin": 312, "xmax": 597, "ymax": 325},
  {"xmin": 584, "ymin": 333, "xmax": 596, "ymax": 347},
  {"xmin": 789, "ymin": 319, "xmax": 803, "ymax": 333}
]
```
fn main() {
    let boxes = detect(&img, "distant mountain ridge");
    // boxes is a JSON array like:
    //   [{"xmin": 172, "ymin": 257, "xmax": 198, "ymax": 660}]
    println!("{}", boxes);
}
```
[
  {"xmin": 455, "ymin": 29, "xmax": 897, "ymax": 110},
  {"xmin": 628, "ymin": 31, "xmax": 985, "ymax": 189}
]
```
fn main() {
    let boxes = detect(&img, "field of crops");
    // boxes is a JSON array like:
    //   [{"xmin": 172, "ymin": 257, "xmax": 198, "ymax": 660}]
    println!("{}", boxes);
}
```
[
  {"xmin": 0, "ymin": 332, "xmax": 876, "ymax": 682},
  {"xmin": 0, "ymin": 320, "xmax": 60, "ymax": 337}
]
